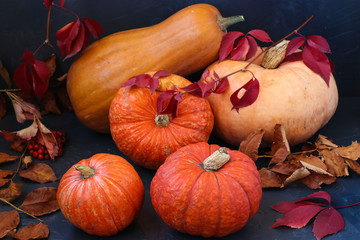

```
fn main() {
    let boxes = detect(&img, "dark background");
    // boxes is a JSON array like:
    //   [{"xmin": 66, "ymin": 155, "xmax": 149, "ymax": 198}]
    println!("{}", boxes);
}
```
[{"xmin": 0, "ymin": 1, "xmax": 360, "ymax": 240}]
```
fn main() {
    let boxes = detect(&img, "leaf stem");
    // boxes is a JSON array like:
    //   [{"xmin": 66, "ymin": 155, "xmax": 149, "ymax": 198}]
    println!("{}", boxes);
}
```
[
  {"xmin": 0, "ymin": 198, "xmax": 43, "ymax": 222},
  {"xmin": 53, "ymin": 3, "xmax": 79, "ymax": 19},
  {"xmin": 10, "ymin": 145, "xmax": 28, "ymax": 181},
  {"xmin": 0, "ymin": 89, "xmax": 21, "ymax": 93},
  {"xmin": 335, "ymin": 201, "xmax": 360, "ymax": 209}
]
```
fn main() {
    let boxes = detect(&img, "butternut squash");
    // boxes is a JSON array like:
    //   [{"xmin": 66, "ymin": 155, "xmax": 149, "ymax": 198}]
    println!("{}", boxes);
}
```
[{"xmin": 67, "ymin": 4, "xmax": 244, "ymax": 133}]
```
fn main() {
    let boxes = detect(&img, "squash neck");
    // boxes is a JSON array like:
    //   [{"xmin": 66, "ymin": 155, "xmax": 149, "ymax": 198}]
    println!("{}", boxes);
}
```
[{"xmin": 217, "ymin": 15, "xmax": 245, "ymax": 32}]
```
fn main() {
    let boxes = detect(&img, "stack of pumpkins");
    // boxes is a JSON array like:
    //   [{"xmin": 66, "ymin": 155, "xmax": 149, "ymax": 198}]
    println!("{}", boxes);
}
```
[{"xmin": 57, "ymin": 3, "xmax": 338, "ymax": 238}]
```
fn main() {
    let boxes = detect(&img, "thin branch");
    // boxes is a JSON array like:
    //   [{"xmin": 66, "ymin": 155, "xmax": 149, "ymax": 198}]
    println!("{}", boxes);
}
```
[{"xmin": 0, "ymin": 198, "xmax": 43, "ymax": 222}]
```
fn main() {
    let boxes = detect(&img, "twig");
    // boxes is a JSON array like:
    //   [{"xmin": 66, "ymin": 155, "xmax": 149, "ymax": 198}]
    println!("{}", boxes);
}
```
[{"xmin": 0, "ymin": 198, "xmax": 43, "ymax": 222}]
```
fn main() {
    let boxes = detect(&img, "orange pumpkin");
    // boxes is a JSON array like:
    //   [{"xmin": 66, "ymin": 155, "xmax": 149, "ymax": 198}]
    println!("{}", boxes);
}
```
[
  {"xmin": 56, "ymin": 153, "xmax": 144, "ymax": 236},
  {"xmin": 66, "ymin": 3, "xmax": 244, "ymax": 133},
  {"xmin": 150, "ymin": 142, "xmax": 262, "ymax": 237},
  {"xmin": 109, "ymin": 73, "xmax": 214, "ymax": 170},
  {"xmin": 202, "ymin": 48, "xmax": 338, "ymax": 146}
]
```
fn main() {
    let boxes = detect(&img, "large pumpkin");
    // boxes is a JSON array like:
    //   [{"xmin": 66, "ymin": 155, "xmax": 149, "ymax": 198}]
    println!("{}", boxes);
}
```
[
  {"xmin": 109, "ymin": 73, "xmax": 214, "ymax": 170},
  {"xmin": 66, "ymin": 3, "xmax": 244, "ymax": 133},
  {"xmin": 56, "ymin": 153, "xmax": 144, "ymax": 237},
  {"xmin": 150, "ymin": 142, "xmax": 262, "ymax": 237},
  {"xmin": 202, "ymin": 49, "xmax": 338, "ymax": 146}
]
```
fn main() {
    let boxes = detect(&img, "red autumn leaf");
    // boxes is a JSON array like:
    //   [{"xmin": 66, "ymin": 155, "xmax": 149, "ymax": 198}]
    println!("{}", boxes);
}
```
[
  {"xmin": 64, "ymin": 23, "xmax": 86, "ymax": 60},
  {"xmin": 219, "ymin": 31, "xmax": 244, "ymax": 61},
  {"xmin": 13, "ymin": 49, "xmax": 50, "ymax": 99},
  {"xmin": 307, "ymin": 35, "xmax": 331, "ymax": 53},
  {"xmin": 230, "ymin": 77, "xmax": 259, "ymax": 112},
  {"xmin": 285, "ymin": 36, "xmax": 306, "ymax": 56},
  {"xmin": 156, "ymin": 89, "xmax": 177, "ymax": 114},
  {"xmin": 245, "ymin": 35, "xmax": 258, "ymax": 60},
  {"xmin": 213, "ymin": 76, "xmax": 229, "ymax": 94},
  {"xmin": 157, "ymin": 89, "xmax": 182, "ymax": 117},
  {"xmin": 271, "ymin": 191, "xmax": 347, "ymax": 240},
  {"xmin": 181, "ymin": 82, "xmax": 203, "ymax": 97},
  {"xmin": 153, "ymin": 70, "xmax": 171, "ymax": 79},
  {"xmin": 56, "ymin": 19, "xmax": 80, "ymax": 57},
  {"xmin": 0, "ymin": 210, "xmax": 20, "ymax": 238},
  {"xmin": 230, "ymin": 37, "xmax": 250, "ymax": 60},
  {"xmin": 44, "ymin": 0, "xmax": 65, "ymax": 9},
  {"xmin": 313, "ymin": 207, "xmax": 344, "ymax": 240},
  {"xmin": 302, "ymin": 45, "xmax": 331, "ymax": 86},
  {"xmin": 19, "ymin": 187, "xmax": 59, "ymax": 216},
  {"xmin": 248, "ymin": 29, "xmax": 273, "ymax": 43},
  {"xmin": 7, "ymin": 222, "xmax": 49, "ymax": 240},
  {"xmin": 283, "ymin": 51, "xmax": 303, "ymax": 63},
  {"xmin": 81, "ymin": 17, "xmax": 103, "ymax": 39}
]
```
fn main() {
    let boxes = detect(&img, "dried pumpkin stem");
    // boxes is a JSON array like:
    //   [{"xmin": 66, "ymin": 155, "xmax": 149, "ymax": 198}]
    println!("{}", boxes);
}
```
[
  {"xmin": 217, "ymin": 15, "xmax": 245, "ymax": 32},
  {"xmin": 154, "ymin": 114, "xmax": 170, "ymax": 128},
  {"xmin": 261, "ymin": 40, "xmax": 290, "ymax": 69},
  {"xmin": 203, "ymin": 147, "xmax": 231, "ymax": 171},
  {"xmin": 74, "ymin": 165, "xmax": 95, "ymax": 179}
]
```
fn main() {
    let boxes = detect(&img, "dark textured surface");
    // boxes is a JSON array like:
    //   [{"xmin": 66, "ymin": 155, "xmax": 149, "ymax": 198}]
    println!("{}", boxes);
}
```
[{"xmin": 0, "ymin": 1, "xmax": 360, "ymax": 239}]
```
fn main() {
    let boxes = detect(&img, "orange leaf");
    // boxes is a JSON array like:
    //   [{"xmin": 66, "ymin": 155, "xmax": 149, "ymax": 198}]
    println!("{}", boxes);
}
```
[
  {"xmin": 298, "ymin": 155, "xmax": 332, "ymax": 176},
  {"xmin": 269, "ymin": 124, "xmax": 290, "ymax": 165},
  {"xmin": 320, "ymin": 149, "xmax": 349, "ymax": 177},
  {"xmin": 0, "ymin": 169, "xmax": 13, "ymax": 178},
  {"xmin": 0, "ymin": 210, "xmax": 20, "ymax": 238},
  {"xmin": 270, "ymin": 159, "xmax": 302, "ymax": 175},
  {"xmin": 0, "ymin": 178, "xmax": 9, "ymax": 187},
  {"xmin": 259, "ymin": 168, "xmax": 283, "ymax": 188},
  {"xmin": 344, "ymin": 159, "xmax": 360, "ymax": 175},
  {"xmin": 19, "ymin": 187, "xmax": 59, "ymax": 216},
  {"xmin": 0, "ymin": 152, "xmax": 18, "ymax": 164},
  {"xmin": 0, "ymin": 181, "xmax": 22, "ymax": 202},
  {"xmin": 19, "ymin": 163, "xmax": 57, "ymax": 184},
  {"xmin": 6, "ymin": 222, "xmax": 49, "ymax": 240},
  {"xmin": 315, "ymin": 134, "xmax": 338, "ymax": 149},
  {"xmin": 238, "ymin": 128, "xmax": 264, "ymax": 161},
  {"xmin": 332, "ymin": 141, "xmax": 360, "ymax": 160}
]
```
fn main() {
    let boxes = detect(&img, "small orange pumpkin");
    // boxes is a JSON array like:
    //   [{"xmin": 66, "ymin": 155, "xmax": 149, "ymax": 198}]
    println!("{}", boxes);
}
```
[
  {"xmin": 56, "ymin": 153, "xmax": 144, "ymax": 236},
  {"xmin": 150, "ymin": 142, "xmax": 262, "ymax": 237},
  {"xmin": 109, "ymin": 73, "xmax": 214, "ymax": 170}
]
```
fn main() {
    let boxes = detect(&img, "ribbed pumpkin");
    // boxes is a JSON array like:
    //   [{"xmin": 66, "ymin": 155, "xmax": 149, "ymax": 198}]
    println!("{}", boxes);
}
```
[
  {"xmin": 66, "ymin": 3, "xmax": 244, "ymax": 133},
  {"xmin": 150, "ymin": 142, "xmax": 262, "ymax": 237},
  {"xmin": 56, "ymin": 153, "xmax": 144, "ymax": 237},
  {"xmin": 202, "ymin": 48, "xmax": 338, "ymax": 146},
  {"xmin": 109, "ymin": 73, "xmax": 214, "ymax": 170}
]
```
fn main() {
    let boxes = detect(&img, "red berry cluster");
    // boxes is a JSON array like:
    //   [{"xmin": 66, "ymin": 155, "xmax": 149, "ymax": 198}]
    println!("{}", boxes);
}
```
[{"xmin": 27, "ymin": 131, "xmax": 66, "ymax": 160}]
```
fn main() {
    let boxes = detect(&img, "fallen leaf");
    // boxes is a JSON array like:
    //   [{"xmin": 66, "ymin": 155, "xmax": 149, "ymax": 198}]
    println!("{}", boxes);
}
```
[
  {"xmin": 269, "ymin": 124, "xmax": 290, "ymax": 165},
  {"xmin": 299, "ymin": 171, "xmax": 337, "ymax": 189},
  {"xmin": 0, "ymin": 178, "xmax": 9, "ymax": 187},
  {"xmin": 41, "ymin": 90, "xmax": 61, "ymax": 115},
  {"xmin": 0, "ymin": 210, "xmax": 20, "ymax": 238},
  {"xmin": 312, "ymin": 206, "xmax": 345, "ymax": 240},
  {"xmin": 270, "ymin": 158, "xmax": 302, "ymax": 175},
  {"xmin": 20, "ymin": 187, "xmax": 59, "ymax": 216},
  {"xmin": 0, "ymin": 169, "xmax": 13, "ymax": 178},
  {"xmin": 0, "ymin": 152, "xmax": 18, "ymax": 164},
  {"xmin": 298, "ymin": 155, "xmax": 332, "ymax": 176},
  {"xmin": 0, "ymin": 181, "xmax": 22, "ymax": 202},
  {"xmin": 283, "ymin": 167, "xmax": 311, "ymax": 186},
  {"xmin": 44, "ymin": 54, "xmax": 56, "ymax": 77},
  {"xmin": 238, "ymin": 128, "xmax": 264, "ymax": 161},
  {"xmin": 10, "ymin": 93, "xmax": 41, "ymax": 123},
  {"xmin": 259, "ymin": 167, "xmax": 283, "ymax": 188},
  {"xmin": 56, "ymin": 87, "xmax": 73, "ymax": 111},
  {"xmin": 332, "ymin": 141, "xmax": 360, "ymax": 160},
  {"xmin": 0, "ymin": 93, "xmax": 6, "ymax": 119},
  {"xmin": 315, "ymin": 135, "xmax": 338, "ymax": 149},
  {"xmin": 10, "ymin": 141, "xmax": 26, "ymax": 153},
  {"xmin": 16, "ymin": 120, "xmax": 39, "ymax": 141},
  {"xmin": 19, "ymin": 163, "xmax": 57, "ymax": 184},
  {"xmin": 6, "ymin": 222, "xmax": 49, "ymax": 240},
  {"xmin": 22, "ymin": 156, "xmax": 33, "ymax": 169},
  {"xmin": 0, "ymin": 60, "xmax": 12, "ymax": 88},
  {"xmin": 320, "ymin": 149, "xmax": 348, "ymax": 177}
]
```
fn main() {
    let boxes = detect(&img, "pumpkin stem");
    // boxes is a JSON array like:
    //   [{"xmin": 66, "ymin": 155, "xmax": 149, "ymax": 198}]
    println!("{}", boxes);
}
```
[
  {"xmin": 203, "ymin": 147, "xmax": 231, "ymax": 171},
  {"xmin": 217, "ymin": 15, "xmax": 245, "ymax": 32},
  {"xmin": 261, "ymin": 40, "xmax": 290, "ymax": 69},
  {"xmin": 74, "ymin": 165, "xmax": 95, "ymax": 179},
  {"xmin": 154, "ymin": 114, "xmax": 170, "ymax": 128}
]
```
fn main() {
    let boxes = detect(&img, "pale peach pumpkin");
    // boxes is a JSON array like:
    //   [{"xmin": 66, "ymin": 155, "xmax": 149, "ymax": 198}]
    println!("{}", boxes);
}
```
[{"xmin": 202, "ymin": 54, "xmax": 338, "ymax": 146}]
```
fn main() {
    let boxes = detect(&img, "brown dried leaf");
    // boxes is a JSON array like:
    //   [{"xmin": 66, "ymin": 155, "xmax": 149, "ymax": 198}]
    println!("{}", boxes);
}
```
[
  {"xmin": 0, "ymin": 93, "xmax": 6, "ymax": 119},
  {"xmin": 259, "ymin": 167, "xmax": 283, "ymax": 188},
  {"xmin": 16, "ymin": 120, "xmax": 38, "ymax": 141},
  {"xmin": 45, "ymin": 54, "xmax": 56, "ymax": 77},
  {"xmin": 315, "ymin": 134, "xmax": 338, "ymax": 149},
  {"xmin": 41, "ymin": 90, "xmax": 61, "ymax": 115},
  {"xmin": 11, "ymin": 94, "xmax": 41, "ymax": 123},
  {"xmin": 7, "ymin": 222, "xmax": 49, "ymax": 240},
  {"xmin": 0, "ymin": 152, "xmax": 18, "ymax": 164},
  {"xmin": 269, "ymin": 124, "xmax": 290, "ymax": 165},
  {"xmin": 0, "ymin": 60, "xmax": 12, "ymax": 88},
  {"xmin": 19, "ymin": 163, "xmax": 57, "ymax": 184},
  {"xmin": 0, "ymin": 210, "xmax": 20, "ymax": 238},
  {"xmin": 0, "ymin": 169, "xmax": 13, "ymax": 178},
  {"xmin": 298, "ymin": 155, "xmax": 332, "ymax": 176},
  {"xmin": 344, "ymin": 159, "xmax": 360, "ymax": 175},
  {"xmin": 332, "ymin": 141, "xmax": 360, "ymax": 160},
  {"xmin": 0, "ymin": 181, "xmax": 22, "ymax": 202},
  {"xmin": 0, "ymin": 178, "xmax": 9, "ymax": 187},
  {"xmin": 239, "ymin": 128, "xmax": 264, "ymax": 161},
  {"xmin": 299, "ymin": 170, "xmax": 337, "ymax": 189},
  {"xmin": 320, "ymin": 149, "xmax": 349, "ymax": 177},
  {"xmin": 20, "ymin": 187, "xmax": 59, "ymax": 216},
  {"xmin": 283, "ymin": 167, "xmax": 311, "ymax": 186},
  {"xmin": 14, "ymin": 92, "xmax": 40, "ymax": 111},
  {"xmin": 56, "ymin": 86, "xmax": 73, "ymax": 111},
  {"xmin": 270, "ymin": 159, "xmax": 302, "ymax": 175},
  {"xmin": 10, "ymin": 141, "xmax": 26, "ymax": 153},
  {"xmin": 22, "ymin": 156, "xmax": 33, "ymax": 169},
  {"xmin": 36, "ymin": 120, "xmax": 59, "ymax": 159}
]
